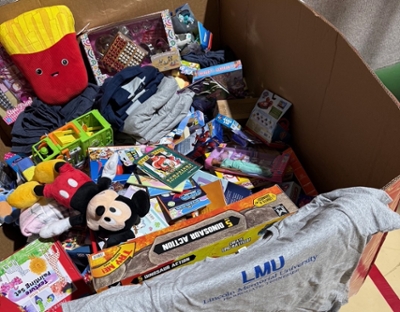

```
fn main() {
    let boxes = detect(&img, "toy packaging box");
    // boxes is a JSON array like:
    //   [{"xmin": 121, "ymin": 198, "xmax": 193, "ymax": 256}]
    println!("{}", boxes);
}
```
[
  {"xmin": 0, "ymin": 44, "xmax": 34, "ymax": 121},
  {"xmin": 214, "ymin": 98, "xmax": 258, "ymax": 125},
  {"xmin": 281, "ymin": 147, "xmax": 318, "ymax": 197},
  {"xmin": 246, "ymin": 89, "xmax": 292, "ymax": 144},
  {"xmin": 87, "ymin": 185, "xmax": 298, "ymax": 292},
  {"xmin": 80, "ymin": 10, "xmax": 181, "ymax": 85},
  {"xmin": 173, "ymin": 117, "xmax": 223, "ymax": 157},
  {"xmin": 192, "ymin": 60, "xmax": 246, "ymax": 98},
  {"xmin": 204, "ymin": 146, "xmax": 290, "ymax": 183},
  {"xmin": 0, "ymin": 239, "xmax": 92, "ymax": 312},
  {"xmin": 279, "ymin": 181, "xmax": 302, "ymax": 205}
]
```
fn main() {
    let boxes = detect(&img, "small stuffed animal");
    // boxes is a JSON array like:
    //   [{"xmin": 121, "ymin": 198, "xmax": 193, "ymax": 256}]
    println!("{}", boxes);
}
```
[{"xmin": 7, "ymin": 153, "xmax": 150, "ymax": 247}]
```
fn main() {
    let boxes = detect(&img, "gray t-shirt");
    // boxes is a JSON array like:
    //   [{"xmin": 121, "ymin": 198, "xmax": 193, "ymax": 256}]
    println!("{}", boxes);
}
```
[{"xmin": 62, "ymin": 187, "xmax": 400, "ymax": 312}]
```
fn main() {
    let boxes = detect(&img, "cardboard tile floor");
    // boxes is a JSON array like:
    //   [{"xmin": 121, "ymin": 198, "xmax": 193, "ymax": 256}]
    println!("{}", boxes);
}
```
[{"xmin": 340, "ymin": 213, "xmax": 400, "ymax": 311}]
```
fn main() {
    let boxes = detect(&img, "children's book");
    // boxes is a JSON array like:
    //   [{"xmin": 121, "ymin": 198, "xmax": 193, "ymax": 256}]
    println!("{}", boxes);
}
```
[
  {"xmin": 204, "ymin": 146, "xmax": 289, "ymax": 183},
  {"xmin": 133, "ymin": 198, "xmax": 170, "ymax": 237},
  {"xmin": 121, "ymin": 185, "xmax": 169, "ymax": 237},
  {"xmin": 133, "ymin": 146, "xmax": 202, "ymax": 189},
  {"xmin": 157, "ymin": 181, "xmax": 210, "ymax": 221},
  {"xmin": 191, "ymin": 169, "xmax": 228, "ymax": 189},
  {"xmin": 0, "ymin": 239, "xmax": 92, "ymax": 312},
  {"xmin": 88, "ymin": 145, "xmax": 144, "ymax": 183},
  {"xmin": 127, "ymin": 173, "xmax": 195, "ymax": 194},
  {"xmin": 214, "ymin": 171, "xmax": 255, "ymax": 189},
  {"xmin": 223, "ymin": 181, "xmax": 252, "ymax": 205},
  {"xmin": 189, "ymin": 170, "xmax": 249, "ymax": 205}
]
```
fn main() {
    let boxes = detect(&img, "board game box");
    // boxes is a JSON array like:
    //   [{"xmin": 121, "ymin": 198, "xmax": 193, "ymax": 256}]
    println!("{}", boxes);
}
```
[{"xmin": 87, "ymin": 185, "xmax": 298, "ymax": 292}]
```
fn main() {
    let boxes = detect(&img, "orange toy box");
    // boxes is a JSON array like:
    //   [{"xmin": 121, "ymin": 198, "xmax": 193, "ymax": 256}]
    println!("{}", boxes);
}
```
[{"xmin": 88, "ymin": 185, "xmax": 298, "ymax": 291}]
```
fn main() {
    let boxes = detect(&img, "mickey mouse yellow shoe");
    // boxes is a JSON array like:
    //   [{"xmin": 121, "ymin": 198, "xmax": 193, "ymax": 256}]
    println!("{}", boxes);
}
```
[
  {"xmin": 33, "ymin": 159, "xmax": 65, "ymax": 184},
  {"xmin": 7, "ymin": 181, "xmax": 42, "ymax": 209}
]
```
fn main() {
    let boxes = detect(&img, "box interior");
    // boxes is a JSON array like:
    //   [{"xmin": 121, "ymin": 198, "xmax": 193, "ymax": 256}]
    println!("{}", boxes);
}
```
[{"xmin": 2, "ymin": 0, "xmax": 398, "ymax": 193}]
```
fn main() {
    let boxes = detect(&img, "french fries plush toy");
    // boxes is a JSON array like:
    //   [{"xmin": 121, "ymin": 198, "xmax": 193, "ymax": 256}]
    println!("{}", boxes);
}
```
[{"xmin": 0, "ymin": 5, "xmax": 88, "ymax": 105}]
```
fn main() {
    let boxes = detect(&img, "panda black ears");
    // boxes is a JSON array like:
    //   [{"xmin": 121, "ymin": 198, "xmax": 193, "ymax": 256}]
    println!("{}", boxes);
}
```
[{"xmin": 131, "ymin": 190, "xmax": 151, "ymax": 217}]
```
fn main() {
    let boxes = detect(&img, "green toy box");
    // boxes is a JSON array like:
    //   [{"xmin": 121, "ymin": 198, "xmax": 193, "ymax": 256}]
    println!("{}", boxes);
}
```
[{"xmin": 31, "ymin": 110, "xmax": 113, "ymax": 167}]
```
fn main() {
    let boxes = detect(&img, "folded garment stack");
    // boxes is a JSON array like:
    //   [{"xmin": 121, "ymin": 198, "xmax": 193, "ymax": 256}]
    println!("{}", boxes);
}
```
[{"xmin": 95, "ymin": 66, "xmax": 194, "ymax": 144}]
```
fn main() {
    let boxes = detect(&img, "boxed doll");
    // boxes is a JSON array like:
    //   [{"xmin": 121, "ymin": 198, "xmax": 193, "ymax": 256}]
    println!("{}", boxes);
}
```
[
  {"xmin": 204, "ymin": 146, "xmax": 290, "ymax": 183},
  {"xmin": 80, "ymin": 9, "xmax": 181, "ymax": 85}
]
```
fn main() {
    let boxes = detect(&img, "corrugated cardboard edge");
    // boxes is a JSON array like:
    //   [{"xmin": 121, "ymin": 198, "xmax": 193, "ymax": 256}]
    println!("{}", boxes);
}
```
[{"xmin": 219, "ymin": 0, "xmax": 400, "ymax": 298}]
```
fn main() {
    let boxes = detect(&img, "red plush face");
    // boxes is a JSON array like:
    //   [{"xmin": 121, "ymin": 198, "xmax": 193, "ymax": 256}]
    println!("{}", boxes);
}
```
[{"xmin": 11, "ymin": 33, "xmax": 88, "ymax": 105}]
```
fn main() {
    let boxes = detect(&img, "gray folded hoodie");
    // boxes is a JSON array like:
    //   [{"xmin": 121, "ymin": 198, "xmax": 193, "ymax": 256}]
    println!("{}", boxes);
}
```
[{"xmin": 122, "ymin": 76, "xmax": 194, "ymax": 143}]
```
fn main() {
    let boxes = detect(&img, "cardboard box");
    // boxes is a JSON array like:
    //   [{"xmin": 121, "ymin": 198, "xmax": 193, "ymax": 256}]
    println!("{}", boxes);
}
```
[
  {"xmin": 88, "ymin": 185, "xmax": 298, "ymax": 291},
  {"xmin": 1, "ymin": 0, "xmax": 400, "ymax": 298},
  {"xmin": 279, "ymin": 181, "xmax": 301, "ymax": 204},
  {"xmin": 215, "ymin": 98, "xmax": 258, "ymax": 124}
]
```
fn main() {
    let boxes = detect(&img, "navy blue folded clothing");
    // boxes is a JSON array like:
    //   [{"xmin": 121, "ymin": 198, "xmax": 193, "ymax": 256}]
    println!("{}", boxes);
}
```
[
  {"xmin": 94, "ymin": 66, "xmax": 164, "ymax": 131},
  {"xmin": 11, "ymin": 83, "xmax": 99, "ymax": 155},
  {"xmin": 182, "ymin": 50, "xmax": 225, "ymax": 68}
]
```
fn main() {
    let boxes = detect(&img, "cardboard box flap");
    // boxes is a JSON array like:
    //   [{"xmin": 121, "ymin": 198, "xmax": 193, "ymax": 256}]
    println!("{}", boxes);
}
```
[
  {"xmin": 220, "ymin": 0, "xmax": 400, "ymax": 192},
  {"xmin": 0, "ymin": 0, "xmax": 219, "ymax": 39}
]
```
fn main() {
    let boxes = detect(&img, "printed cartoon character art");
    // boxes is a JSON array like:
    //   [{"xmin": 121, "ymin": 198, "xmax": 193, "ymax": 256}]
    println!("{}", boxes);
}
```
[
  {"xmin": 150, "ymin": 153, "xmax": 182, "ymax": 173},
  {"xmin": 0, "ymin": 6, "xmax": 88, "ymax": 105}
]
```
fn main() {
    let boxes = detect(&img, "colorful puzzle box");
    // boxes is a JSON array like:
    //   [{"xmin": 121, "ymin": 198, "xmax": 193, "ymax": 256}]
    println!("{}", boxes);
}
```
[{"xmin": 0, "ymin": 239, "xmax": 91, "ymax": 312}]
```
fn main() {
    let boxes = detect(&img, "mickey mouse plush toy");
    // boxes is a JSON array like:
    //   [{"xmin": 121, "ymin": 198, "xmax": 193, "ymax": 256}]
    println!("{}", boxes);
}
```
[{"xmin": 7, "ymin": 153, "xmax": 150, "ymax": 247}]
